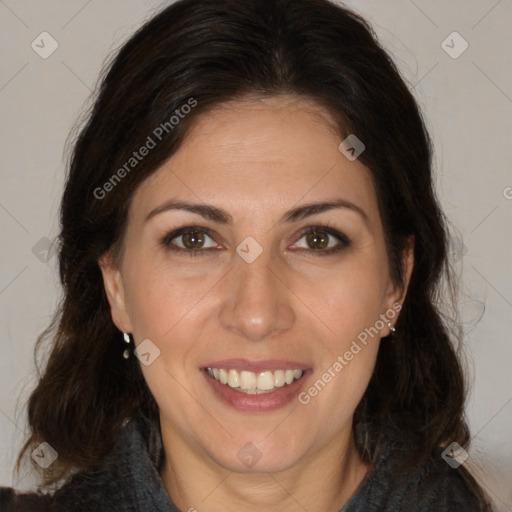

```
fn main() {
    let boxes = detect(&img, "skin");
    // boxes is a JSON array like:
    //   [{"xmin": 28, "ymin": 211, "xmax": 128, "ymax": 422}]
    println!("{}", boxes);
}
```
[{"xmin": 99, "ymin": 95, "xmax": 414, "ymax": 512}]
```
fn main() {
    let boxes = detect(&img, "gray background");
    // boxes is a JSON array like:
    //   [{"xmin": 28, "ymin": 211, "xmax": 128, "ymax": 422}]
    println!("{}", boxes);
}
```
[{"xmin": 0, "ymin": 0, "xmax": 511, "ymax": 510}]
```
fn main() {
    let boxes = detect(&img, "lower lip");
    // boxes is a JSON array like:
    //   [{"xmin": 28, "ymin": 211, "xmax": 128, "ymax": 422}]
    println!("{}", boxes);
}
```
[{"xmin": 202, "ymin": 369, "xmax": 311, "ymax": 412}]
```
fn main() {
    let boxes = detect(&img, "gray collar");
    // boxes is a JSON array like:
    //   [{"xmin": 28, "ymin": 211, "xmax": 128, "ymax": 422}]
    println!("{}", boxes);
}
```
[{"xmin": 54, "ymin": 411, "xmax": 178, "ymax": 511}]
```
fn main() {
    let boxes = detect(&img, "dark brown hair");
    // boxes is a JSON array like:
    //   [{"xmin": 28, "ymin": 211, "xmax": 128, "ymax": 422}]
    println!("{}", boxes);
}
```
[{"xmin": 16, "ymin": 0, "xmax": 491, "ymax": 507}]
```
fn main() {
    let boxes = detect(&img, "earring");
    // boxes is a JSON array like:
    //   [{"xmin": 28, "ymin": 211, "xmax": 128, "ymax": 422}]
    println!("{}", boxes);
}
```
[
  {"xmin": 387, "ymin": 322, "xmax": 396, "ymax": 334},
  {"xmin": 123, "ymin": 332, "xmax": 131, "ymax": 359}
]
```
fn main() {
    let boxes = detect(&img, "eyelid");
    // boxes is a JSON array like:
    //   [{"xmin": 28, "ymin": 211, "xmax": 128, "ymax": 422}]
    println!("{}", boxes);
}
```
[
  {"xmin": 290, "ymin": 224, "xmax": 351, "ymax": 252},
  {"xmin": 161, "ymin": 225, "xmax": 219, "ymax": 252},
  {"xmin": 160, "ymin": 223, "xmax": 351, "ymax": 255}
]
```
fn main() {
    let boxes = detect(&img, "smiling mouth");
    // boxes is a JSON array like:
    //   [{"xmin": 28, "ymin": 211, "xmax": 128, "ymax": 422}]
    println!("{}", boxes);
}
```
[{"xmin": 206, "ymin": 367, "xmax": 305, "ymax": 394}]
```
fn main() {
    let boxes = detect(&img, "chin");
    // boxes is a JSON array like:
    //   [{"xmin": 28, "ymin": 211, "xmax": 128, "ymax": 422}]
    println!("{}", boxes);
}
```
[{"xmin": 204, "ymin": 434, "xmax": 306, "ymax": 474}]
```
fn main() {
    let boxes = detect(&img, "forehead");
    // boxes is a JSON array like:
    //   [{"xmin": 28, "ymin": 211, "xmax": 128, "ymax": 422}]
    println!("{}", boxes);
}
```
[{"xmin": 130, "ymin": 95, "xmax": 378, "ymax": 224}]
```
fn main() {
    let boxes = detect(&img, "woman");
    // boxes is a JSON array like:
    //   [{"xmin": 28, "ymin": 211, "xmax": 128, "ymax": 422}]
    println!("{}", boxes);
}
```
[{"xmin": 0, "ymin": 0, "xmax": 494, "ymax": 510}]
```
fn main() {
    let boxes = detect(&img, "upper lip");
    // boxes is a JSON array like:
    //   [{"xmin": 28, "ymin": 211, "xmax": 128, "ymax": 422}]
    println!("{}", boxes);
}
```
[{"xmin": 202, "ymin": 359, "xmax": 310, "ymax": 373}]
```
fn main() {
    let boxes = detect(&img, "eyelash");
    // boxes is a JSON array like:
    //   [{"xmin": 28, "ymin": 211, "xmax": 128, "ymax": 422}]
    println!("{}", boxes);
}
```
[{"xmin": 160, "ymin": 223, "xmax": 351, "ymax": 257}]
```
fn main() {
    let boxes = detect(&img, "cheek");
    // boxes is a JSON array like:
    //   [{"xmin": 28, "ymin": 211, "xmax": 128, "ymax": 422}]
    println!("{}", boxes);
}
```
[
  {"xmin": 123, "ymin": 258, "xmax": 211, "ymax": 342},
  {"xmin": 298, "ymin": 279, "xmax": 382, "ymax": 423},
  {"xmin": 123, "ymin": 263, "xmax": 214, "ymax": 412},
  {"xmin": 296, "ymin": 252, "xmax": 388, "ymax": 338},
  {"xmin": 292, "ymin": 253, "xmax": 387, "ymax": 408}
]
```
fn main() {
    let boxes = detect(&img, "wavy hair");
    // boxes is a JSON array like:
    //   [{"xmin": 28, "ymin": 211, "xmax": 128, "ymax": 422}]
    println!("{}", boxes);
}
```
[{"xmin": 16, "ymin": 0, "xmax": 491, "ymax": 507}]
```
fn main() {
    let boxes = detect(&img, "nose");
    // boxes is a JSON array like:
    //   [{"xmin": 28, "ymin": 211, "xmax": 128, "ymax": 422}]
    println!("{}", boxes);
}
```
[{"xmin": 217, "ymin": 248, "xmax": 295, "ymax": 342}]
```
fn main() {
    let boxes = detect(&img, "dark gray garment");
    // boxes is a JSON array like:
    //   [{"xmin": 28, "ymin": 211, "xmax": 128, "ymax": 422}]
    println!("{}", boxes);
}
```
[{"xmin": 0, "ymin": 411, "xmax": 487, "ymax": 511}]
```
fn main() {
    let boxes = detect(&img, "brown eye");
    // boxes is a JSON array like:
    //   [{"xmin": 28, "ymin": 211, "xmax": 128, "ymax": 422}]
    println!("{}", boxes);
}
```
[
  {"xmin": 162, "ymin": 227, "xmax": 218, "ymax": 254},
  {"xmin": 182, "ymin": 230, "xmax": 206, "ymax": 249},
  {"xmin": 306, "ymin": 230, "xmax": 329, "ymax": 250},
  {"xmin": 291, "ymin": 226, "xmax": 351, "ymax": 255}
]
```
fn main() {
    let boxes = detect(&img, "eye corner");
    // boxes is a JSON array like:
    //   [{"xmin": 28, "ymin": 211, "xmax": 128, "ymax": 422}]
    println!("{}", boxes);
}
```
[
  {"xmin": 290, "ymin": 224, "xmax": 352, "ymax": 255},
  {"xmin": 160, "ymin": 225, "xmax": 219, "ymax": 254}
]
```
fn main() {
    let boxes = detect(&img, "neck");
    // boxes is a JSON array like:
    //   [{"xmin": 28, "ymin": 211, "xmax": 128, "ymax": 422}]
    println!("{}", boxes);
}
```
[{"xmin": 159, "ymin": 421, "xmax": 371, "ymax": 512}]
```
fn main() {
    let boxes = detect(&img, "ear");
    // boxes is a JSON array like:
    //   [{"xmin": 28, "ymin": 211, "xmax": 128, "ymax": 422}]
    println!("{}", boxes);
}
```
[
  {"xmin": 98, "ymin": 251, "xmax": 133, "ymax": 333},
  {"xmin": 383, "ymin": 235, "xmax": 415, "ymax": 318}
]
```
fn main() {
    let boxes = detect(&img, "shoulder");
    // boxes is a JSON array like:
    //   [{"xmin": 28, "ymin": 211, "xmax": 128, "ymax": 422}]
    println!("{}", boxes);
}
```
[
  {"xmin": 1, "ymin": 460, "xmax": 135, "ymax": 512},
  {"xmin": 0, "ymin": 413, "xmax": 169, "ymax": 512},
  {"xmin": 384, "ymin": 445, "xmax": 487, "ymax": 511},
  {"xmin": 0, "ymin": 486, "xmax": 53, "ymax": 512},
  {"xmin": 344, "ymin": 441, "xmax": 489, "ymax": 512}
]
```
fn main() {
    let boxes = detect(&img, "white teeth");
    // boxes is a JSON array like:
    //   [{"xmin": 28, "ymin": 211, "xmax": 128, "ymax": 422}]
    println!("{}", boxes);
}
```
[
  {"xmin": 240, "ymin": 370, "xmax": 257, "ymax": 390},
  {"xmin": 207, "ymin": 367, "xmax": 304, "ymax": 392},
  {"xmin": 274, "ymin": 369, "xmax": 285, "ymax": 387},
  {"xmin": 257, "ymin": 371, "xmax": 275, "ymax": 390},
  {"xmin": 228, "ymin": 369, "xmax": 240, "ymax": 388},
  {"xmin": 219, "ymin": 368, "xmax": 228, "ymax": 384}
]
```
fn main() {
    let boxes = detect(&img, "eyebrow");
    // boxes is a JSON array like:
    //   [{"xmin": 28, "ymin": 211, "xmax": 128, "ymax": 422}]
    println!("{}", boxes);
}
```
[{"xmin": 145, "ymin": 198, "xmax": 369, "ymax": 226}]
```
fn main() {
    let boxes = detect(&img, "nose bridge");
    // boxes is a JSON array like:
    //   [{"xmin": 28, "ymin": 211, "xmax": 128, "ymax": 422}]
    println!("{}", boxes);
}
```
[
  {"xmin": 218, "ymin": 244, "xmax": 295, "ymax": 341},
  {"xmin": 236, "ymin": 249, "xmax": 276, "ymax": 302}
]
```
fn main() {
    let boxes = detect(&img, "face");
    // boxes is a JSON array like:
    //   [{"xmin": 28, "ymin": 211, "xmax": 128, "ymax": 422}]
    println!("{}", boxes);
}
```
[{"xmin": 100, "ymin": 95, "xmax": 412, "ymax": 475}]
